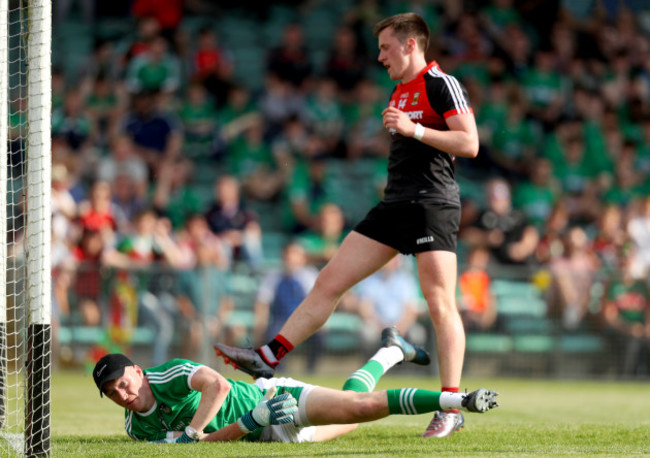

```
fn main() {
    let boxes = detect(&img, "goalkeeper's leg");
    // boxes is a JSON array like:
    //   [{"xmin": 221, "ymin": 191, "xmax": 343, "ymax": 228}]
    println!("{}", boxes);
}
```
[
  {"xmin": 341, "ymin": 327, "xmax": 430, "ymax": 393},
  {"xmin": 341, "ymin": 345, "xmax": 404, "ymax": 393},
  {"xmin": 303, "ymin": 386, "xmax": 498, "ymax": 426}
]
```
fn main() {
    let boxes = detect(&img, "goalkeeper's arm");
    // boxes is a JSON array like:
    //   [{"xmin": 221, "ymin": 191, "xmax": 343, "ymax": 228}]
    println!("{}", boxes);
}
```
[{"xmin": 178, "ymin": 366, "xmax": 232, "ymax": 441}]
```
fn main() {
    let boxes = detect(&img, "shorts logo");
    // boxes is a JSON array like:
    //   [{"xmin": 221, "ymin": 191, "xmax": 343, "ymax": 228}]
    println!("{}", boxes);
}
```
[{"xmin": 416, "ymin": 236, "xmax": 435, "ymax": 245}]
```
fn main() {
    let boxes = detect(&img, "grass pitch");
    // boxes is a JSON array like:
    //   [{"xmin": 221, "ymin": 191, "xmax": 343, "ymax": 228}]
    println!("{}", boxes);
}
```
[{"xmin": 51, "ymin": 370, "xmax": 650, "ymax": 457}]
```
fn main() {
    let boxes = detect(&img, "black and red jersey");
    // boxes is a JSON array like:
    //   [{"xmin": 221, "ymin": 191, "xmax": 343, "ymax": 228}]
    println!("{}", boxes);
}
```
[{"xmin": 384, "ymin": 61, "xmax": 472, "ymax": 205}]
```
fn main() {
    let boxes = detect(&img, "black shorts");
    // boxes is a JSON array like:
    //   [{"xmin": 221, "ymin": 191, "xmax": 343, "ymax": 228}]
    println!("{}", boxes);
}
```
[{"xmin": 353, "ymin": 200, "xmax": 460, "ymax": 255}]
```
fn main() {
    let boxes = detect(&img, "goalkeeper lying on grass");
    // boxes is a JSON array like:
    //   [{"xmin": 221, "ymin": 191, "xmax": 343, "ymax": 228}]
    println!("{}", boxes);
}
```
[{"xmin": 93, "ymin": 327, "xmax": 498, "ymax": 443}]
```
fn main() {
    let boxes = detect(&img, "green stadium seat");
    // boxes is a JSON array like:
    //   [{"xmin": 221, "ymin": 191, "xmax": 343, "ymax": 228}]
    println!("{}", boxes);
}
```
[
  {"xmin": 503, "ymin": 316, "xmax": 555, "ymax": 334},
  {"xmin": 497, "ymin": 296, "xmax": 547, "ymax": 317},
  {"xmin": 131, "ymin": 327, "xmax": 156, "ymax": 345},
  {"xmin": 220, "ymin": 18, "xmax": 262, "ymax": 47},
  {"xmin": 325, "ymin": 159, "xmax": 381, "ymax": 224},
  {"xmin": 249, "ymin": 200, "xmax": 284, "ymax": 232},
  {"xmin": 513, "ymin": 335, "xmax": 554, "ymax": 353},
  {"xmin": 227, "ymin": 273, "xmax": 260, "ymax": 316},
  {"xmin": 557, "ymin": 334, "xmax": 605, "ymax": 353},
  {"xmin": 58, "ymin": 326, "xmax": 155, "ymax": 345},
  {"xmin": 491, "ymin": 279, "xmax": 542, "ymax": 300},
  {"xmin": 58, "ymin": 326, "xmax": 72, "ymax": 345},
  {"xmin": 225, "ymin": 310, "xmax": 256, "ymax": 330},
  {"xmin": 457, "ymin": 175, "xmax": 486, "ymax": 206},
  {"xmin": 466, "ymin": 333, "xmax": 513, "ymax": 353},
  {"xmin": 231, "ymin": 46, "xmax": 267, "ymax": 90},
  {"xmin": 323, "ymin": 312, "xmax": 364, "ymax": 352},
  {"xmin": 94, "ymin": 18, "xmax": 136, "ymax": 41},
  {"xmin": 262, "ymin": 231, "xmax": 288, "ymax": 264}
]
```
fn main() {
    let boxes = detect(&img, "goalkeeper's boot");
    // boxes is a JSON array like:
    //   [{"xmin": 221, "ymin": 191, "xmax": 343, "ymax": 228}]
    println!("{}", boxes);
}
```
[
  {"xmin": 214, "ymin": 343, "xmax": 276, "ymax": 379},
  {"xmin": 461, "ymin": 388, "xmax": 499, "ymax": 413},
  {"xmin": 381, "ymin": 326, "xmax": 431, "ymax": 365},
  {"xmin": 421, "ymin": 410, "xmax": 465, "ymax": 438}
]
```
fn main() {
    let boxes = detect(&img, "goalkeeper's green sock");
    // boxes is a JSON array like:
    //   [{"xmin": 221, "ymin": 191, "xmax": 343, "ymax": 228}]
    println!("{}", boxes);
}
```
[
  {"xmin": 342, "ymin": 346, "xmax": 403, "ymax": 392},
  {"xmin": 387, "ymin": 389, "xmax": 465, "ymax": 414}
]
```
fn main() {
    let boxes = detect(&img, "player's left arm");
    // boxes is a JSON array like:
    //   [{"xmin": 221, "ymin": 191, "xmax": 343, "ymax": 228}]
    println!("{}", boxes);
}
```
[
  {"xmin": 186, "ymin": 366, "xmax": 232, "ymax": 440},
  {"xmin": 381, "ymin": 107, "xmax": 479, "ymax": 158}
]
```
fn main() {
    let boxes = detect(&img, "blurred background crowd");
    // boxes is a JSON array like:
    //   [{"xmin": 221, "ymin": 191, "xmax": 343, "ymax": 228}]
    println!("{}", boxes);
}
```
[{"xmin": 40, "ymin": 0, "xmax": 650, "ymax": 378}]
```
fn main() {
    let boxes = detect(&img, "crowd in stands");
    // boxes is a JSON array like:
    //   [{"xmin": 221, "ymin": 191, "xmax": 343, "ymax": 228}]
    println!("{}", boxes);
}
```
[{"xmin": 43, "ymin": 0, "xmax": 650, "ymax": 376}]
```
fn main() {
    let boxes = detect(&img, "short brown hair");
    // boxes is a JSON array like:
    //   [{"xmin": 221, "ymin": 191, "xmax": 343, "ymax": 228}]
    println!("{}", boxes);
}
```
[{"xmin": 373, "ymin": 13, "xmax": 430, "ymax": 52}]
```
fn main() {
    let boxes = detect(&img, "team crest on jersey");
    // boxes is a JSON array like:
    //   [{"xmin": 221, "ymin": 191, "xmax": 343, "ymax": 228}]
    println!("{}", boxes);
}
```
[
  {"xmin": 158, "ymin": 403, "xmax": 172, "ymax": 415},
  {"xmin": 411, "ymin": 92, "xmax": 420, "ymax": 105}
]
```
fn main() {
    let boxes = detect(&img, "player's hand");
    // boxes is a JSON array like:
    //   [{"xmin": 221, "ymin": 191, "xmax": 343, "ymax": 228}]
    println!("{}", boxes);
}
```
[
  {"xmin": 174, "ymin": 432, "xmax": 198, "ymax": 444},
  {"xmin": 382, "ymin": 106, "xmax": 415, "ymax": 137},
  {"xmin": 149, "ymin": 438, "xmax": 175, "ymax": 444},
  {"xmin": 237, "ymin": 387, "xmax": 298, "ymax": 433}
]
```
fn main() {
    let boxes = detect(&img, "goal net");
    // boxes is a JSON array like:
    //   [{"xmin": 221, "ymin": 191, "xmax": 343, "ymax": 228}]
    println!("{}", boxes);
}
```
[{"xmin": 0, "ymin": 0, "xmax": 52, "ymax": 456}]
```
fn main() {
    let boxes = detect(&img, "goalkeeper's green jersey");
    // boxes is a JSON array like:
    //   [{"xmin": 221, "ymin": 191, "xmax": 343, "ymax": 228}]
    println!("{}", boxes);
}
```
[{"xmin": 124, "ymin": 358, "xmax": 265, "ymax": 442}]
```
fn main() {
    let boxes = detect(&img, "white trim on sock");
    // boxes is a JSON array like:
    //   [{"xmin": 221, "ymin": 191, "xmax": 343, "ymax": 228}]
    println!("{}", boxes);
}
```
[
  {"xmin": 439, "ymin": 392, "xmax": 463, "ymax": 410},
  {"xmin": 370, "ymin": 346, "xmax": 404, "ymax": 373},
  {"xmin": 399, "ymin": 388, "xmax": 417, "ymax": 415},
  {"xmin": 348, "ymin": 370, "xmax": 376, "ymax": 392},
  {"xmin": 260, "ymin": 345, "xmax": 278, "ymax": 364}
]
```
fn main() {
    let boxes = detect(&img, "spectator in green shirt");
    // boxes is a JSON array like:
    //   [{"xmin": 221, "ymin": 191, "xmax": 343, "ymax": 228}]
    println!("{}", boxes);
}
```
[
  {"xmin": 513, "ymin": 157, "xmax": 560, "ymax": 229},
  {"xmin": 125, "ymin": 35, "xmax": 181, "ymax": 95}
]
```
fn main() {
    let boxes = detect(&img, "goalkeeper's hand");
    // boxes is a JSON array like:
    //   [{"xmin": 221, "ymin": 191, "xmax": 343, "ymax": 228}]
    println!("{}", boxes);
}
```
[
  {"xmin": 149, "ymin": 433, "xmax": 198, "ymax": 444},
  {"xmin": 174, "ymin": 432, "xmax": 198, "ymax": 443},
  {"xmin": 237, "ymin": 387, "xmax": 298, "ymax": 434}
]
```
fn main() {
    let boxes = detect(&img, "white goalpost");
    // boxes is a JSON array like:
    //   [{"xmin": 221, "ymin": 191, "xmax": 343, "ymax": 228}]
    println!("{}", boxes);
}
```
[{"xmin": 0, "ymin": 0, "xmax": 51, "ymax": 456}]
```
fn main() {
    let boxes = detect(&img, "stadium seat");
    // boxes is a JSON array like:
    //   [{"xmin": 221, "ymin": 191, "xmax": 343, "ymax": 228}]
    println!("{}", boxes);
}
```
[
  {"xmin": 491, "ymin": 279, "xmax": 543, "ymax": 301},
  {"xmin": 323, "ymin": 312, "xmax": 364, "ymax": 352},
  {"xmin": 557, "ymin": 334, "xmax": 605, "ymax": 353},
  {"xmin": 513, "ymin": 335, "xmax": 554, "ymax": 353},
  {"xmin": 497, "ymin": 296, "xmax": 547, "ymax": 318},
  {"xmin": 230, "ymin": 46, "xmax": 267, "ymax": 90},
  {"xmin": 504, "ymin": 316, "xmax": 555, "ymax": 334},
  {"xmin": 224, "ymin": 310, "xmax": 256, "ymax": 331},
  {"xmin": 261, "ymin": 231, "xmax": 288, "ymax": 266},
  {"xmin": 465, "ymin": 333, "xmax": 513, "ymax": 353},
  {"xmin": 57, "ymin": 326, "xmax": 155, "ymax": 346}
]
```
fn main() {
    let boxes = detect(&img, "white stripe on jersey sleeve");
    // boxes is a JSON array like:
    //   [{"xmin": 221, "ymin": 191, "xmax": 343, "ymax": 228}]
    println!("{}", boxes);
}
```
[
  {"xmin": 428, "ymin": 66, "xmax": 470, "ymax": 114},
  {"xmin": 431, "ymin": 67, "xmax": 467, "ymax": 113},
  {"xmin": 146, "ymin": 363, "xmax": 196, "ymax": 385}
]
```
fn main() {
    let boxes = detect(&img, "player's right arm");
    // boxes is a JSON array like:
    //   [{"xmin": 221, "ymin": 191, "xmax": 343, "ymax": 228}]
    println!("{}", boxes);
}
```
[{"xmin": 186, "ymin": 366, "xmax": 232, "ymax": 439}]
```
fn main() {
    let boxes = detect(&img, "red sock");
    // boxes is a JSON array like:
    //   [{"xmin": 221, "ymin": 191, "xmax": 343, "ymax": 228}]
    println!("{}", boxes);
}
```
[
  {"xmin": 441, "ymin": 386, "xmax": 460, "ymax": 413},
  {"xmin": 257, "ymin": 334, "xmax": 294, "ymax": 366}
]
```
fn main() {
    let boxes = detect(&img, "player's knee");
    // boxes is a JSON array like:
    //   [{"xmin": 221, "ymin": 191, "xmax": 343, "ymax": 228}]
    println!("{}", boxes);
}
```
[
  {"xmin": 312, "ymin": 273, "xmax": 346, "ymax": 301},
  {"xmin": 425, "ymin": 295, "xmax": 458, "ymax": 320},
  {"xmin": 348, "ymin": 395, "xmax": 382, "ymax": 420}
]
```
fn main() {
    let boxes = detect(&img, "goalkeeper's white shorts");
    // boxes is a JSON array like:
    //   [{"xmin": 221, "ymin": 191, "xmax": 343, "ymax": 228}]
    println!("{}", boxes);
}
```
[{"xmin": 254, "ymin": 376, "xmax": 317, "ymax": 443}]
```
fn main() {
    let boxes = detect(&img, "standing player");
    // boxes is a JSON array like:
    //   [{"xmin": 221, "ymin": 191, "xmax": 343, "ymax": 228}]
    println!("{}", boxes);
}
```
[
  {"xmin": 94, "ymin": 329, "xmax": 498, "ymax": 443},
  {"xmin": 215, "ymin": 12, "xmax": 479, "ymax": 438}
]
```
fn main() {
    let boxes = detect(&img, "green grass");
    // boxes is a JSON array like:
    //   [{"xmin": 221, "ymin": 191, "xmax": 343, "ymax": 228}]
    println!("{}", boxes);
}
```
[{"xmin": 49, "ymin": 371, "xmax": 650, "ymax": 457}]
